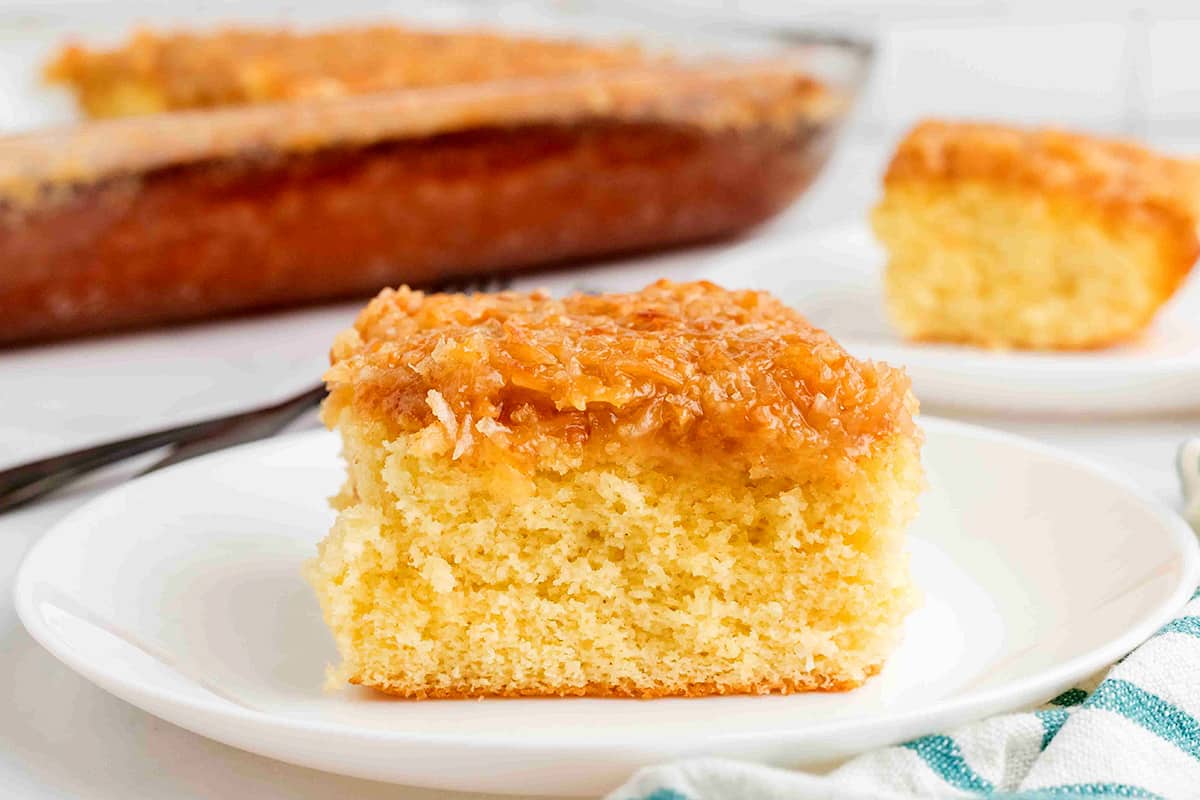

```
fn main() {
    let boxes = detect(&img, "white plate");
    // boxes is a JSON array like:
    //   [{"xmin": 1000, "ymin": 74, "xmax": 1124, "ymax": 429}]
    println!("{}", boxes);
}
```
[
  {"xmin": 14, "ymin": 419, "xmax": 1198, "ymax": 796},
  {"xmin": 698, "ymin": 224, "xmax": 1200, "ymax": 414}
]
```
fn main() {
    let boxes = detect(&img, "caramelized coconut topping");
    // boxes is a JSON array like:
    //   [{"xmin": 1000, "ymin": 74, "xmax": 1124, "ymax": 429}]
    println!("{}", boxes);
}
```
[
  {"xmin": 885, "ymin": 120, "xmax": 1200, "ymax": 220},
  {"xmin": 46, "ymin": 26, "xmax": 655, "ymax": 111},
  {"xmin": 324, "ymin": 280, "xmax": 916, "ymax": 469}
]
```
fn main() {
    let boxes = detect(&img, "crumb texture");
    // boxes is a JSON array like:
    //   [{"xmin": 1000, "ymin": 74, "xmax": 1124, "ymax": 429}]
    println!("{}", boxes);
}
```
[
  {"xmin": 308, "ymin": 419, "xmax": 922, "ymax": 698},
  {"xmin": 873, "ymin": 120, "xmax": 1200, "ymax": 350}
]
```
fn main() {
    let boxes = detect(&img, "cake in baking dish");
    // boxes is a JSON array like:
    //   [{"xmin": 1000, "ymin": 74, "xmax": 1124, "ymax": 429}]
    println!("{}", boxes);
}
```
[
  {"xmin": 307, "ymin": 280, "xmax": 923, "ymax": 698},
  {"xmin": 872, "ymin": 120, "xmax": 1200, "ymax": 350},
  {"xmin": 4, "ymin": 26, "xmax": 835, "ymax": 346},
  {"xmin": 45, "ymin": 25, "xmax": 652, "ymax": 117}
]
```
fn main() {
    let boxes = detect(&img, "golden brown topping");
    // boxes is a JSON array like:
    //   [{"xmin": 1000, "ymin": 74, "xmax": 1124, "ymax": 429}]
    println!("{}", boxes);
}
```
[
  {"xmin": 324, "ymin": 280, "xmax": 916, "ymax": 470},
  {"xmin": 884, "ymin": 119, "xmax": 1200, "ymax": 222},
  {"xmin": 46, "ymin": 25, "xmax": 654, "ymax": 114}
]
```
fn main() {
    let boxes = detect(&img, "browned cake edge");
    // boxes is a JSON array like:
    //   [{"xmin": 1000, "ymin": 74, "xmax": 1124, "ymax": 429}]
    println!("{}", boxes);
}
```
[{"xmin": 350, "ymin": 664, "xmax": 882, "ymax": 699}]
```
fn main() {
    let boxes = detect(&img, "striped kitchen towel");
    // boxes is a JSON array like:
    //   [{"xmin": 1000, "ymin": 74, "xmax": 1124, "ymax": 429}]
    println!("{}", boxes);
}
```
[{"xmin": 606, "ymin": 441, "xmax": 1200, "ymax": 800}]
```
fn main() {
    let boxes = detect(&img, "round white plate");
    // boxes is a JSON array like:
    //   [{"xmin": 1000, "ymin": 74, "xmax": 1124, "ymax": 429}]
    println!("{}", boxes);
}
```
[
  {"xmin": 15, "ymin": 420, "xmax": 1199, "ymax": 796},
  {"xmin": 698, "ymin": 224, "xmax": 1200, "ymax": 414}
]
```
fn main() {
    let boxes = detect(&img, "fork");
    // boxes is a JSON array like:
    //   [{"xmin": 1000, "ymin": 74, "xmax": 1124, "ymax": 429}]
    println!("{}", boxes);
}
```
[{"xmin": 0, "ymin": 275, "xmax": 513, "ymax": 514}]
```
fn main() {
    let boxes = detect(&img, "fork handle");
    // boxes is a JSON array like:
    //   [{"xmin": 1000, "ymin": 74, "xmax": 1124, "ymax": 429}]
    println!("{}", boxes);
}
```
[
  {"xmin": 0, "ymin": 385, "xmax": 325, "ymax": 514},
  {"xmin": 0, "ymin": 419, "xmax": 232, "ymax": 512}
]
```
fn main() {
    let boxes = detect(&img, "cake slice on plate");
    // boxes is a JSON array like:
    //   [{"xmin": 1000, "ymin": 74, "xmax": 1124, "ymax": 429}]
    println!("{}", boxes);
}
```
[
  {"xmin": 308, "ymin": 280, "xmax": 922, "ymax": 698},
  {"xmin": 872, "ymin": 120, "xmax": 1200, "ymax": 350}
]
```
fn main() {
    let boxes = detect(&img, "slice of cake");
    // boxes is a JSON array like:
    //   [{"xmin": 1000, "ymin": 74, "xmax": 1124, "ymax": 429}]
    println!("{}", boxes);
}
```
[
  {"xmin": 308, "ymin": 280, "xmax": 922, "ymax": 698},
  {"xmin": 45, "ymin": 25, "xmax": 651, "ymax": 117},
  {"xmin": 872, "ymin": 120, "xmax": 1200, "ymax": 350}
]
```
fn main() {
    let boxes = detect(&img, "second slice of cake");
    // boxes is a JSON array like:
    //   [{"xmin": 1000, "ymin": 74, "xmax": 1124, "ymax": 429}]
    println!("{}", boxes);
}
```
[
  {"xmin": 873, "ymin": 120, "xmax": 1200, "ymax": 350},
  {"xmin": 309, "ymin": 280, "xmax": 922, "ymax": 698}
]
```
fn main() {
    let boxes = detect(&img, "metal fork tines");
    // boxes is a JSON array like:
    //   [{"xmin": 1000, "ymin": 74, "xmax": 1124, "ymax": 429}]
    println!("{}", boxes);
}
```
[{"xmin": 0, "ymin": 274, "xmax": 516, "ymax": 514}]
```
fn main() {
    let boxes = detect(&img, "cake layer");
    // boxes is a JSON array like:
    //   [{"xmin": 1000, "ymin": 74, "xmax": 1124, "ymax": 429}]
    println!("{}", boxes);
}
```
[
  {"xmin": 323, "ymin": 281, "xmax": 918, "ymax": 479},
  {"xmin": 875, "ymin": 180, "xmax": 1193, "ymax": 349},
  {"xmin": 309, "ymin": 414, "xmax": 922, "ymax": 698}
]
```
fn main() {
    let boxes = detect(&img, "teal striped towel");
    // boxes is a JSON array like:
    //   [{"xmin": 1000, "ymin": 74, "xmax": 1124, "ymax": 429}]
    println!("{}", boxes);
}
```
[{"xmin": 606, "ymin": 441, "xmax": 1200, "ymax": 800}]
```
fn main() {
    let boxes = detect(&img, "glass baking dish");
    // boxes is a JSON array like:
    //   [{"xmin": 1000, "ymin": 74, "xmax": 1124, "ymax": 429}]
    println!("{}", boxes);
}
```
[{"xmin": 0, "ymin": 7, "xmax": 873, "ymax": 344}]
